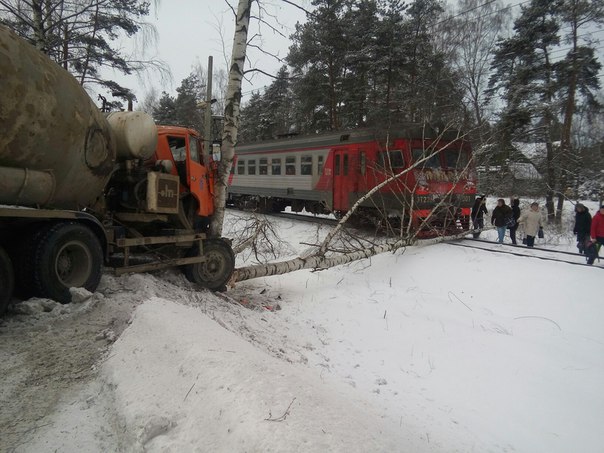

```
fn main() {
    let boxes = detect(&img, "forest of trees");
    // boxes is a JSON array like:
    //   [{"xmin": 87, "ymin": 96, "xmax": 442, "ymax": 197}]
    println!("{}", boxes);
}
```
[
  {"xmin": 238, "ymin": 0, "xmax": 604, "ymax": 216},
  {"xmin": 241, "ymin": 0, "xmax": 466, "ymax": 139},
  {"xmin": 0, "ymin": 0, "xmax": 167, "ymax": 109},
  {"xmin": 2, "ymin": 0, "xmax": 603, "ymax": 213}
]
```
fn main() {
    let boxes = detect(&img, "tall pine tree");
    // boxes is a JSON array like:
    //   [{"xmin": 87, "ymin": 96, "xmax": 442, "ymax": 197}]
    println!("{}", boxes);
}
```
[
  {"xmin": 555, "ymin": 0, "xmax": 603, "ymax": 214},
  {"xmin": 288, "ymin": 0, "xmax": 352, "ymax": 131},
  {"xmin": 0, "ymin": 0, "xmax": 158, "ymax": 98},
  {"xmin": 489, "ymin": 0, "xmax": 562, "ymax": 219}
]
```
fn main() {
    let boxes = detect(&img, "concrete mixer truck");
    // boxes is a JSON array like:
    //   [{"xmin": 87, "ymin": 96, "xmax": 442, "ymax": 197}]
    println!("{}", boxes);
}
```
[{"xmin": 0, "ymin": 25, "xmax": 235, "ymax": 314}]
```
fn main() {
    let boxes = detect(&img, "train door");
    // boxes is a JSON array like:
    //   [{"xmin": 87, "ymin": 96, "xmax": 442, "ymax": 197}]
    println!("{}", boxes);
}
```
[
  {"xmin": 186, "ymin": 134, "xmax": 213, "ymax": 216},
  {"xmin": 332, "ymin": 147, "xmax": 354, "ymax": 211}
]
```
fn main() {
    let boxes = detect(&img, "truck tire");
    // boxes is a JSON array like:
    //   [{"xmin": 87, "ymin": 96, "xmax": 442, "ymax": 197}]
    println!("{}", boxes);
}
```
[
  {"xmin": 0, "ymin": 246, "xmax": 14, "ymax": 316},
  {"xmin": 30, "ymin": 222, "xmax": 103, "ymax": 303},
  {"xmin": 12, "ymin": 226, "xmax": 47, "ymax": 299},
  {"xmin": 184, "ymin": 238, "xmax": 235, "ymax": 291}
]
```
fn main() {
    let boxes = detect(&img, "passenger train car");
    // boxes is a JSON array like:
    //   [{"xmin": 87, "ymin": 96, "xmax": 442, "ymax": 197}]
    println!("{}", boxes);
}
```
[{"xmin": 228, "ymin": 125, "xmax": 477, "ymax": 236}]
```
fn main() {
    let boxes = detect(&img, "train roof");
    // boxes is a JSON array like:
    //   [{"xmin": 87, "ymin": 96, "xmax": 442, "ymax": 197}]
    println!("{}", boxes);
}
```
[{"xmin": 236, "ymin": 125, "xmax": 468, "ymax": 154}]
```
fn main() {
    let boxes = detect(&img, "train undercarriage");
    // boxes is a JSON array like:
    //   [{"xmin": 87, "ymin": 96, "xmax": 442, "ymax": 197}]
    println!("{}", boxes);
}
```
[{"xmin": 227, "ymin": 193, "xmax": 471, "ymax": 238}]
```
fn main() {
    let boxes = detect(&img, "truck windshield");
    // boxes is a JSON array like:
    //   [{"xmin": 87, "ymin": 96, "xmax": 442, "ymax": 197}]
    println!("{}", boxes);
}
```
[
  {"xmin": 167, "ymin": 136, "xmax": 187, "ymax": 185},
  {"xmin": 168, "ymin": 136, "xmax": 186, "ymax": 162},
  {"xmin": 189, "ymin": 136, "xmax": 201, "ymax": 164}
]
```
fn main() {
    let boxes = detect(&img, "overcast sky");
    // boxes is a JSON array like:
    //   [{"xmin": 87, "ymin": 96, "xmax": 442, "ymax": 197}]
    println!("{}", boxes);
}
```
[
  {"xmin": 108, "ymin": 0, "xmax": 603, "ymax": 108},
  {"xmin": 108, "ymin": 0, "xmax": 309, "ymax": 105}
]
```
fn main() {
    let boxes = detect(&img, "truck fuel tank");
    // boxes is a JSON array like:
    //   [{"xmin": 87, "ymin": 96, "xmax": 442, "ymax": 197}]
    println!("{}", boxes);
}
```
[{"xmin": 107, "ymin": 111, "xmax": 158, "ymax": 161}]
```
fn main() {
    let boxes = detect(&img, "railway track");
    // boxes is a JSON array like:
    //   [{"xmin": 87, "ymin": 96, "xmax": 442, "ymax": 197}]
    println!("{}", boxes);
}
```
[
  {"xmin": 270, "ymin": 211, "xmax": 465, "ymax": 237},
  {"xmin": 226, "ymin": 208, "xmax": 340, "ymax": 227},
  {"xmin": 446, "ymin": 238, "xmax": 603, "ymax": 269},
  {"xmin": 230, "ymin": 209, "xmax": 601, "ymax": 268},
  {"xmin": 230, "ymin": 207, "xmax": 473, "ymax": 237},
  {"xmin": 271, "ymin": 211, "xmax": 340, "ymax": 226}
]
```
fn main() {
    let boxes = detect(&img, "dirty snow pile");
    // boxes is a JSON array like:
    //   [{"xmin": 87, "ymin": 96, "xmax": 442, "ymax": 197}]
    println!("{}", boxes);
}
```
[
  {"xmin": 4, "ymin": 203, "xmax": 604, "ymax": 453},
  {"xmin": 106, "ymin": 298, "xmax": 414, "ymax": 451}
]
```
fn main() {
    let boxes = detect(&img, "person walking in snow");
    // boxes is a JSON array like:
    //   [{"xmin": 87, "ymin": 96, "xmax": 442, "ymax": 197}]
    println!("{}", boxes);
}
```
[
  {"xmin": 471, "ymin": 195, "xmax": 488, "ymax": 238},
  {"xmin": 491, "ymin": 198, "xmax": 513, "ymax": 244},
  {"xmin": 587, "ymin": 205, "xmax": 604, "ymax": 265},
  {"xmin": 509, "ymin": 197, "xmax": 521, "ymax": 245},
  {"xmin": 573, "ymin": 203, "xmax": 592, "ymax": 254},
  {"xmin": 517, "ymin": 202, "xmax": 543, "ymax": 248}
]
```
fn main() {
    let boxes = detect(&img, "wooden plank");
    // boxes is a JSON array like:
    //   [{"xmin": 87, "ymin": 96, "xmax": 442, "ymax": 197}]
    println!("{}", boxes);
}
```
[
  {"xmin": 115, "ymin": 233, "xmax": 205, "ymax": 247},
  {"xmin": 114, "ymin": 212, "xmax": 169, "ymax": 223}
]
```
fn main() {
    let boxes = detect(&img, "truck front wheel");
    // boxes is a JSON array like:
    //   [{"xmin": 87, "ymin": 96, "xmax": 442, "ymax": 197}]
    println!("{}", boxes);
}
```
[
  {"xmin": 184, "ymin": 239, "xmax": 235, "ymax": 291},
  {"xmin": 0, "ymin": 246, "xmax": 14, "ymax": 315},
  {"xmin": 31, "ymin": 223, "xmax": 103, "ymax": 303}
]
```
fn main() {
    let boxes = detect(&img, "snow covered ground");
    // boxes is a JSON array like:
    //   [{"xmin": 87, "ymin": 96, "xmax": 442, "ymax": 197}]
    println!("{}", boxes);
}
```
[{"xmin": 1, "ymin": 202, "xmax": 602, "ymax": 452}]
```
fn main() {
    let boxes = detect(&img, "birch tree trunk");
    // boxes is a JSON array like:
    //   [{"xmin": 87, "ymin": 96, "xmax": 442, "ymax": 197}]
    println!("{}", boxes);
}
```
[
  {"xmin": 210, "ymin": 0, "xmax": 253, "ymax": 237},
  {"xmin": 32, "ymin": 0, "xmax": 47, "ymax": 51},
  {"xmin": 234, "ymin": 239, "xmax": 409, "ymax": 282},
  {"xmin": 232, "ymin": 230, "xmax": 470, "ymax": 283}
]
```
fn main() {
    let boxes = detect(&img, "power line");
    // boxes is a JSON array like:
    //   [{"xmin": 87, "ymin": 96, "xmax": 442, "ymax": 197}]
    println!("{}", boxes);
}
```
[
  {"xmin": 436, "ymin": 0, "xmax": 532, "ymax": 27},
  {"xmin": 437, "ymin": 0, "xmax": 500, "ymax": 25}
]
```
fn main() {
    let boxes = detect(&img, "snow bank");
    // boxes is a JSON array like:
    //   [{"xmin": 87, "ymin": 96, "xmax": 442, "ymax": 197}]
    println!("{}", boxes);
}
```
[
  {"xmin": 227, "ymin": 210, "xmax": 604, "ymax": 453},
  {"xmin": 6, "ymin": 205, "xmax": 602, "ymax": 453},
  {"xmin": 101, "ymin": 297, "xmax": 421, "ymax": 452}
]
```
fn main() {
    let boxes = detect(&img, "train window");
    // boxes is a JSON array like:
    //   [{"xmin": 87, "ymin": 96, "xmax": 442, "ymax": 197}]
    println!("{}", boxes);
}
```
[
  {"xmin": 444, "ymin": 149, "xmax": 470, "ymax": 169},
  {"xmin": 259, "ymin": 158, "xmax": 268, "ymax": 175},
  {"xmin": 237, "ymin": 159, "xmax": 245, "ymax": 175},
  {"xmin": 317, "ymin": 155, "xmax": 324, "ymax": 175},
  {"xmin": 168, "ymin": 136, "xmax": 187, "ymax": 162},
  {"xmin": 301, "ymin": 156, "xmax": 312, "ymax": 175},
  {"xmin": 335, "ymin": 154, "xmax": 341, "ymax": 175},
  {"xmin": 343, "ymin": 154, "xmax": 349, "ymax": 175},
  {"xmin": 271, "ymin": 158, "xmax": 281, "ymax": 175},
  {"xmin": 360, "ymin": 152, "xmax": 366, "ymax": 175},
  {"xmin": 412, "ymin": 148, "xmax": 440, "ymax": 168},
  {"xmin": 248, "ymin": 159, "xmax": 256, "ymax": 175},
  {"xmin": 188, "ymin": 136, "xmax": 201, "ymax": 163},
  {"xmin": 378, "ymin": 150, "xmax": 405, "ymax": 171},
  {"xmin": 286, "ymin": 156, "xmax": 296, "ymax": 175}
]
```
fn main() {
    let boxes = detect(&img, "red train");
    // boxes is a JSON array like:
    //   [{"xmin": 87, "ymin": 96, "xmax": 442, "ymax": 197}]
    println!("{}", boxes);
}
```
[{"xmin": 228, "ymin": 125, "xmax": 477, "ymax": 236}]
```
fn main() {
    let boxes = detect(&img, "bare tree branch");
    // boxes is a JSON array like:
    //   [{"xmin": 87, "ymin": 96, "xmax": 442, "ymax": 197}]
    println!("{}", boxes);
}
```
[{"xmin": 278, "ymin": 0, "xmax": 313, "ymax": 18}]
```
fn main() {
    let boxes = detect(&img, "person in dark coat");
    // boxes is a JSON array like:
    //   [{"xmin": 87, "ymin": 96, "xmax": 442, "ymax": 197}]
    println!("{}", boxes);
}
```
[
  {"xmin": 508, "ymin": 198, "xmax": 521, "ymax": 245},
  {"xmin": 573, "ymin": 203, "xmax": 592, "ymax": 254},
  {"xmin": 491, "ymin": 198, "xmax": 513, "ymax": 243},
  {"xmin": 471, "ymin": 195, "xmax": 488, "ymax": 238}
]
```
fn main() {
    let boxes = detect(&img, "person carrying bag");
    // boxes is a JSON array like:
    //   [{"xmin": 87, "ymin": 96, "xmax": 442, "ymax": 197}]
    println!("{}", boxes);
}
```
[{"xmin": 517, "ymin": 202, "xmax": 543, "ymax": 248}]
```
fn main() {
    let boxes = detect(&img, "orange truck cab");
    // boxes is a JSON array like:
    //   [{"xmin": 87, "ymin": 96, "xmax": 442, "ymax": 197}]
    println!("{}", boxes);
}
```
[{"xmin": 153, "ymin": 126, "xmax": 215, "ymax": 219}]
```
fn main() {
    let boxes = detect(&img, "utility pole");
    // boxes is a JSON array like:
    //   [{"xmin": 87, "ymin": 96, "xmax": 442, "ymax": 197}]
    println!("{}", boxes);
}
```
[{"xmin": 203, "ymin": 55, "xmax": 213, "ymax": 164}]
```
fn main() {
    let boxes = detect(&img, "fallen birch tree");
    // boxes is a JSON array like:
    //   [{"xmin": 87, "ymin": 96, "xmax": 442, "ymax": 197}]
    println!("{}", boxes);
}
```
[{"xmin": 232, "ymin": 229, "xmax": 473, "ymax": 283}]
